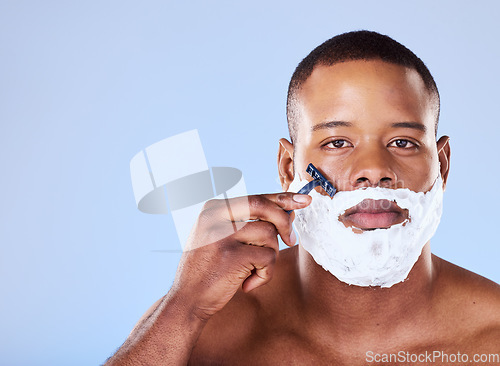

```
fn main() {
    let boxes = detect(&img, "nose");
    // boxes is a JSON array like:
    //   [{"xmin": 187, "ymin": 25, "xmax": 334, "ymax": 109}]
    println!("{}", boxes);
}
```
[{"xmin": 348, "ymin": 146, "xmax": 398, "ymax": 189}]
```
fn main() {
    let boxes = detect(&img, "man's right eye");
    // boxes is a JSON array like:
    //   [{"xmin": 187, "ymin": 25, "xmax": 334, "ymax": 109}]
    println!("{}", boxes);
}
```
[{"xmin": 324, "ymin": 139, "xmax": 352, "ymax": 149}]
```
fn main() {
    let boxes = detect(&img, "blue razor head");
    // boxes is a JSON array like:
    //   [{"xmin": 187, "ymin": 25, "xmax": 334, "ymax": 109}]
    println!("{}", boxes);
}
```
[
  {"xmin": 306, "ymin": 163, "xmax": 336, "ymax": 198},
  {"xmin": 285, "ymin": 163, "xmax": 337, "ymax": 214}
]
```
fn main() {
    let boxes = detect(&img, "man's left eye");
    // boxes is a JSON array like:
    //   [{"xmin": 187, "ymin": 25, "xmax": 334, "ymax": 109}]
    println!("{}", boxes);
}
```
[{"xmin": 389, "ymin": 139, "xmax": 416, "ymax": 148}]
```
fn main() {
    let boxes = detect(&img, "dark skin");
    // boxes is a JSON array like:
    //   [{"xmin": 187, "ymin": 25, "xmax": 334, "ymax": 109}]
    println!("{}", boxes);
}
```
[{"xmin": 106, "ymin": 60, "xmax": 500, "ymax": 366}]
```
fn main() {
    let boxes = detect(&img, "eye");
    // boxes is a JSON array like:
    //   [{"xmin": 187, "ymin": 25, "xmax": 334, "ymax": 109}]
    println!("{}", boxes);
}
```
[
  {"xmin": 388, "ymin": 139, "xmax": 417, "ymax": 149},
  {"xmin": 324, "ymin": 139, "xmax": 353, "ymax": 149}
]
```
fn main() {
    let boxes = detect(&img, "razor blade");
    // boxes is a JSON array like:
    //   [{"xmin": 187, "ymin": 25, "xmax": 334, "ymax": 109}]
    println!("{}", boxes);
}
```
[{"xmin": 286, "ymin": 163, "xmax": 336, "ymax": 214}]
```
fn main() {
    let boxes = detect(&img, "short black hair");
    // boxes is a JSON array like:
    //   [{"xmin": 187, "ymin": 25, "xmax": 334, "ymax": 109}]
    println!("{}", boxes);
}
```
[{"xmin": 287, "ymin": 30, "xmax": 440, "ymax": 142}]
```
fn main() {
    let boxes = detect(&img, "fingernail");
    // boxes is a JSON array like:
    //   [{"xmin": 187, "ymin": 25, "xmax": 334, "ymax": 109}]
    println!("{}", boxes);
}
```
[
  {"xmin": 290, "ymin": 230, "xmax": 297, "ymax": 244},
  {"xmin": 293, "ymin": 194, "xmax": 309, "ymax": 203}
]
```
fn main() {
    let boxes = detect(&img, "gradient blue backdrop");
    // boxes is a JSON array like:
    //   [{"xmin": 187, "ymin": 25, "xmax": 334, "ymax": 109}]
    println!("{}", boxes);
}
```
[{"xmin": 1, "ymin": 1, "xmax": 499, "ymax": 365}]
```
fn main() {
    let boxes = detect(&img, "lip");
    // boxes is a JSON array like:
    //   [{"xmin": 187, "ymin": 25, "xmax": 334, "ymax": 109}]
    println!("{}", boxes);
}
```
[{"xmin": 338, "ymin": 199, "xmax": 409, "ymax": 230}]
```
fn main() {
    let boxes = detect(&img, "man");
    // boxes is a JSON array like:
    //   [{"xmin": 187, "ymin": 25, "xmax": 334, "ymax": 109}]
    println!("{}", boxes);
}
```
[{"xmin": 106, "ymin": 31, "xmax": 500, "ymax": 365}]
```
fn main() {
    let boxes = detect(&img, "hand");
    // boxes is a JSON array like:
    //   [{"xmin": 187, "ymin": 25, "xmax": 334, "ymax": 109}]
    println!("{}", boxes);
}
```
[{"xmin": 170, "ymin": 192, "xmax": 312, "ymax": 322}]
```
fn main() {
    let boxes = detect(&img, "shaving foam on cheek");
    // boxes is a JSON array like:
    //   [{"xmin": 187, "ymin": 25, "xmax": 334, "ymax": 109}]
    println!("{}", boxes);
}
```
[{"xmin": 288, "ymin": 176, "xmax": 443, "ymax": 288}]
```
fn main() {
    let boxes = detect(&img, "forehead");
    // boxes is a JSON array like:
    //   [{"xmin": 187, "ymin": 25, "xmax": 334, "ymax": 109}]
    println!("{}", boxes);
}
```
[{"xmin": 295, "ymin": 60, "xmax": 436, "ymax": 133}]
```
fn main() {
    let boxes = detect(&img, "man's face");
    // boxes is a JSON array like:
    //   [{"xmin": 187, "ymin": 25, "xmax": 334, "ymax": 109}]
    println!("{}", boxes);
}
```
[{"xmin": 279, "ymin": 59, "xmax": 450, "ymax": 230}]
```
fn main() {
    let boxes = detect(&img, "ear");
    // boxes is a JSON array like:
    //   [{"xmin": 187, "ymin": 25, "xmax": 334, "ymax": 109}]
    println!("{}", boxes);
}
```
[
  {"xmin": 436, "ymin": 136, "xmax": 451, "ymax": 190},
  {"xmin": 278, "ymin": 138, "xmax": 295, "ymax": 191}
]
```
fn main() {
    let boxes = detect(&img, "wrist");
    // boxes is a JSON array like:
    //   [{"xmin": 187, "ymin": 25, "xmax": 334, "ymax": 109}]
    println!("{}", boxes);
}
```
[{"xmin": 160, "ymin": 290, "xmax": 211, "ymax": 326}]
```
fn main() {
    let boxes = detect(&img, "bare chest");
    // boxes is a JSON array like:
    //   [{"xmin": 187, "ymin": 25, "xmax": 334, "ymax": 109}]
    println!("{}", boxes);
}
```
[
  {"xmin": 190, "ymin": 330, "xmax": 376, "ymax": 365},
  {"xmin": 189, "ymin": 327, "xmax": 496, "ymax": 366}
]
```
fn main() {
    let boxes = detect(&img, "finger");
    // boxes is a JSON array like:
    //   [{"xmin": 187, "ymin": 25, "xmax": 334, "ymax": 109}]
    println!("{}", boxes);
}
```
[
  {"xmin": 242, "ymin": 265, "xmax": 274, "ymax": 293},
  {"xmin": 238, "ymin": 246, "xmax": 277, "ymax": 293},
  {"xmin": 204, "ymin": 192, "xmax": 311, "ymax": 222},
  {"xmin": 233, "ymin": 192, "xmax": 311, "ymax": 220},
  {"xmin": 243, "ymin": 194, "xmax": 305, "ymax": 245},
  {"xmin": 232, "ymin": 221, "xmax": 281, "ymax": 254},
  {"xmin": 201, "ymin": 193, "xmax": 309, "ymax": 245},
  {"xmin": 261, "ymin": 192, "xmax": 312, "ymax": 211},
  {"xmin": 228, "ymin": 194, "xmax": 309, "ymax": 245}
]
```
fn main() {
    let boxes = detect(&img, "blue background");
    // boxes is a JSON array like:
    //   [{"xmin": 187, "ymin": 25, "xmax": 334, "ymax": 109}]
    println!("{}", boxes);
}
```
[{"xmin": 1, "ymin": 1, "xmax": 499, "ymax": 365}]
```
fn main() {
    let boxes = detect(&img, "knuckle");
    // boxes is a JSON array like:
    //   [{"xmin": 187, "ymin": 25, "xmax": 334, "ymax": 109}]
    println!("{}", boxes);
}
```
[
  {"xmin": 249, "ymin": 195, "xmax": 267, "ymax": 211},
  {"xmin": 260, "ymin": 221, "xmax": 278, "ymax": 239},
  {"xmin": 198, "ymin": 208, "xmax": 215, "ymax": 228},
  {"xmin": 202, "ymin": 198, "xmax": 219, "ymax": 212},
  {"xmin": 261, "ymin": 246, "xmax": 277, "ymax": 265},
  {"xmin": 216, "ymin": 240, "xmax": 240, "ymax": 259},
  {"xmin": 199, "ymin": 199, "xmax": 224, "ymax": 225},
  {"xmin": 276, "ymin": 193, "xmax": 290, "ymax": 206}
]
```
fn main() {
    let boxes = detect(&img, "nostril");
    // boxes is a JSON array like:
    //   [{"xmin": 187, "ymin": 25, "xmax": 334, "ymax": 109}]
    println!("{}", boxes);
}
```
[
  {"xmin": 355, "ymin": 176, "xmax": 393, "ymax": 188},
  {"xmin": 380, "ymin": 177, "xmax": 392, "ymax": 188}
]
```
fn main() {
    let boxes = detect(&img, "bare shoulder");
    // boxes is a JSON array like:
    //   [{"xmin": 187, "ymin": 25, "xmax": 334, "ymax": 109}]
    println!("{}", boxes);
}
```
[
  {"xmin": 433, "ymin": 255, "xmax": 500, "ymax": 348},
  {"xmin": 434, "ymin": 254, "xmax": 500, "ymax": 309},
  {"xmin": 189, "ymin": 246, "xmax": 302, "ymax": 364}
]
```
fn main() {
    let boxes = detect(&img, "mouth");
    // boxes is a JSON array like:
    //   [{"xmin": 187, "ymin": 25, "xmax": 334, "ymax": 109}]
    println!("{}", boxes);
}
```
[{"xmin": 338, "ymin": 199, "xmax": 409, "ymax": 231}]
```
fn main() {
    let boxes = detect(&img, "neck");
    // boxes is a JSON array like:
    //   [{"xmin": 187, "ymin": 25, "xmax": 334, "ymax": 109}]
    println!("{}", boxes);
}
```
[{"xmin": 296, "ymin": 243, "xmax": 439, "ymax": 339}]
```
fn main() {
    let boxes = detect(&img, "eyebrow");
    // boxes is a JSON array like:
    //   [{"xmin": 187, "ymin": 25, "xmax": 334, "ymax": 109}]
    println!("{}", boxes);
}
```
[
  {"xmin": 311, "ymin": 120, "xmax": 427, "ymax": 133},
  {"xmin": 311, "ymin": 121, "xmax": 353, "ymax": 132},
  {"xmin": 391, "ymin": 122, "xmax": 427, "ymax": 132}
]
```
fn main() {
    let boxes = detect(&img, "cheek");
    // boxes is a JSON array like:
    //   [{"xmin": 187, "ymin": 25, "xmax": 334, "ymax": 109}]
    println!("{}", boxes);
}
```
[
  {"xmin": 291, "ymin": 148, "xmax": 308, "ymax": 179},
  {"xmin": 292, "ymin": 147, "xmax": 340, "ymax": 194},
  {"xmin": 395, "ymin": 153, "xmax": 441, "ymax": 192},
  {"xmin": 293, "ymin": 144, "xmax": 325, "ymax": 178},
  {"xmin": 305, "ymin": 154, "xmax": 350, "ymax": 193},
  {"xmin": 420, "ymin": 155, "xmax": 441, "ymax": 190}
]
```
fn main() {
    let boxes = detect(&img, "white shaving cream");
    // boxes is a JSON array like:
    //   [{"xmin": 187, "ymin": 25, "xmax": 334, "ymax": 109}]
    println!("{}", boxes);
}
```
[{"xmin": 288, "ymin": 176, "xmax": 443, "ymax": 288}]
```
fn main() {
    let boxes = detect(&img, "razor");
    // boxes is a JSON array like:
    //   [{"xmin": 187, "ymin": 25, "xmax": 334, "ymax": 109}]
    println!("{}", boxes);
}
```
[{"xmin": 286, "ymin": 163, "xmax": 336, "ymax": 214}]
